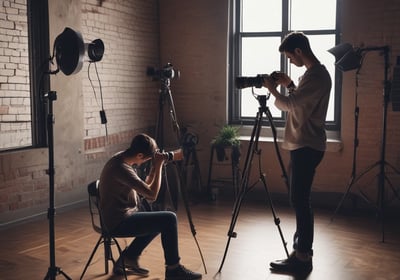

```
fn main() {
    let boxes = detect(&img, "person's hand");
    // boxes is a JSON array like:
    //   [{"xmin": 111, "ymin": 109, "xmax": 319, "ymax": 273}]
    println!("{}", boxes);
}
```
[
  {"xmin": 153, "ymin": 151, "xmax": 166, "ymax": 167},
  {"xmin": 270, "ymin": 71, "xmax": 292, "ymax": 87},
  {"xmin": 262, "ymin": 75, "xmax": 278, "ymax": 92}
]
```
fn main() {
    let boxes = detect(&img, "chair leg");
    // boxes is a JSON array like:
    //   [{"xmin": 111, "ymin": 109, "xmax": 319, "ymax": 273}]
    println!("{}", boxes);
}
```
[
  {"xmin": 112, "ymin": 237, "xmax": 128, "ymax": 280},
  {"xmin": 80, "ymin": 236, "xmax": 103, "ymax": 280},
  {"xmin": 103, "ymin": 237, "xmax": 115, "ymax": 274}
]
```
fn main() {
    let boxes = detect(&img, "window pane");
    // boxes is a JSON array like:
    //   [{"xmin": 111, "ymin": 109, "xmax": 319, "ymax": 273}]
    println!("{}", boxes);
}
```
[
  {"xmin": 290, "ymin": 0, "xmax": 336, "ymax": 30},
  {"xmin": 0, "ymin": 1, "xmax": 32, "ymax": 150},
  {"xmin": 235, "ymin": 0, "xmax": 339, "ymax": 129},
  {"xmin": 240, "ymin": 37, "xmax": 281, "ymax": 117},
  {"xmin": 242, "ymin": 0, "xmax": 282, "ymax": 32},
  {"xmin": 288, "ymin": 34, "xmax": 336, "ymax": 121}
]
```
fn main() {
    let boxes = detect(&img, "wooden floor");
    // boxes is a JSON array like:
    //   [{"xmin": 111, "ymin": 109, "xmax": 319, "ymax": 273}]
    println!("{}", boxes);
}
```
[{"xmin": 1, "ymin": 194, "xmax": 400, "ymax": 280}]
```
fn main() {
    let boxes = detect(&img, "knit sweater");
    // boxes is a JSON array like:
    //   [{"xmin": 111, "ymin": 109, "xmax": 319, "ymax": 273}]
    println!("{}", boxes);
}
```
[
  {"xmin": 98, "ymin": 152, "xmax": 145, "ymax": 231},
  {"xmin": 274, "ymin": 64, "xmax": 332, "ymax": 151}
]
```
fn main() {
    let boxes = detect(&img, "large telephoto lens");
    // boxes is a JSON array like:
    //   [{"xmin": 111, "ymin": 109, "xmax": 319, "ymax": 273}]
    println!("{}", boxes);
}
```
[{"xmin": 235, "ymin": 75, "xmax": 264, "ymax": 89}]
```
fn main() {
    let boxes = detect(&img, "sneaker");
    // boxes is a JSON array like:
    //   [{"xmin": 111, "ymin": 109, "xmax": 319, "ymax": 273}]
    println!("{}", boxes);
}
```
[
  {"xmin": 113, "ymin": 255, "xmax": 149, "ymax": 276},
  {"xmin": 270, "ymin": 252, "xmax": 312, "ymax": 275},
  {"xmin": 165, "ymin": 264, "xmax": 202, "ymax": 280}
]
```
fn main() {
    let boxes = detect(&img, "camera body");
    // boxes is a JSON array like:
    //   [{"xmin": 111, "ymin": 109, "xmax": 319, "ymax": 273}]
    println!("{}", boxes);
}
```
[
  {"xmin": 235, "ymin": 72, "xmax": 279, "ymax": 89},
  {"xmin": 147, "ymin": 63, "xmax": 179, "ymax": 81}
]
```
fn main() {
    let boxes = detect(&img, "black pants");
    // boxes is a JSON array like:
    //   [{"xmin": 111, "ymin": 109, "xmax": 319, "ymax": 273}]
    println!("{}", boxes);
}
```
[{"xmin": 289, "ymin": 147, "xmax": 324, "ymax": 254}]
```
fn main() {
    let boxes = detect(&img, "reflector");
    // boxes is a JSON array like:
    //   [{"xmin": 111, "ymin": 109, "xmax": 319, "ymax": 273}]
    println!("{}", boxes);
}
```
[
  {"xmin": 54, "ymin": 27, "xmax": 84, "ymax": 75},
  {"xmin": 53, "ymin": 27, "xmax": 105, "ymax": 75}
]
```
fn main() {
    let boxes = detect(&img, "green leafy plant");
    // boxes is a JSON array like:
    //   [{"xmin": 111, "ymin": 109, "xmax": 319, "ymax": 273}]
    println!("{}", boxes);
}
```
[
  {"xmin": 212, "ymin": 125, "xmax": 240, "ymax": 147},
  {"xmin": 212, "ymin": 125, "xmax": 241, "ymax": 161}
]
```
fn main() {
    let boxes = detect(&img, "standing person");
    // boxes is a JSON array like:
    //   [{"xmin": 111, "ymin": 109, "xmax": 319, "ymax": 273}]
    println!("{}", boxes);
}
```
[
  {"xmin": 98, "ymin": 133, "xmax": 202, "ymax": 280},
  {"xmin": 263, "ymin": 32, "xmax": 331, "ymax": 275}
]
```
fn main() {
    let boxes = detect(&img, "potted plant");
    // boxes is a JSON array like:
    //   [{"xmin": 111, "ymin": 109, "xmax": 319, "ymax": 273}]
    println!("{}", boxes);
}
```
[{"xmin": 211, "ymin": 125, "xmax": 241, "ymax": 161}]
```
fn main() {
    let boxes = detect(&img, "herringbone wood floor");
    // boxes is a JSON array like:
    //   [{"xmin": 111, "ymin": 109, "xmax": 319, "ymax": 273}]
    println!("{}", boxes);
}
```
[{"xmin": 1, "ymin": 194, "xmax": 399, "ymax": 280}]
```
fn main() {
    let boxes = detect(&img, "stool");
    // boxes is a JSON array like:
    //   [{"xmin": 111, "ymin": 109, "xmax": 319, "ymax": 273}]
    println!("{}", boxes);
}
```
[{"xmin": 206, "ymin": 144, "xmax": 241, "ymax": 200}]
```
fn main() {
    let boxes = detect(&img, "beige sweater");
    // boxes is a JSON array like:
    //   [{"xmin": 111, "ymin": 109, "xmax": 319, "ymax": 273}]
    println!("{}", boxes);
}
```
[
  {"xmin": 99, "ymin": 152, "xmax": 144, "ymax": 231},
  {"xmin": 274, "ymin": 64, "xmax": 332, "ymax": 151}
]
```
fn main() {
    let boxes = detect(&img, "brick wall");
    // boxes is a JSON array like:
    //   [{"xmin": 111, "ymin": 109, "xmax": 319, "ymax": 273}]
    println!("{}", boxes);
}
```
[
  {"xmin": 0, "ymin": 0, "xmax": 161, "ymax": 225},
  {"xmin": 0, "ymin": 0, "xmax": 31, "ymax": 150},
  {"xmin": 159, "ymin": 0, "xmax": 400, "ymax": 208},
  {"xmin": 81, "ymin": 0, "xmax": 160, "ymax": 156},
  {"xmin": 1, "ymin": 0, "xmax": 400, "ymax": 225}
]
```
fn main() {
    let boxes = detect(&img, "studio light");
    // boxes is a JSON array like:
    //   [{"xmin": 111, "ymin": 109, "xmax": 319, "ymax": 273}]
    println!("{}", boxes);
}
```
[
  {"xmin": 329, "ymin": 42, "xmax": 400, "ymax": 243},
  {"xmin": 43, "ymin": 27, "xmax": 105, "ymax": 280},
  {"xmin": 328, "ymin": 43, "xmax": 362, "ymax": 71},
  {"xmin": 52, "ymin": 27, "xmax": 104, "ymax": 75}
]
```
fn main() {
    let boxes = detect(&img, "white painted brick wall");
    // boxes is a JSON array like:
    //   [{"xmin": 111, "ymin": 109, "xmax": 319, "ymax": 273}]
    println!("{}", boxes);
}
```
[{"xmin": 0, "ymin": 0, "xmax": 30, "ymax": 149}]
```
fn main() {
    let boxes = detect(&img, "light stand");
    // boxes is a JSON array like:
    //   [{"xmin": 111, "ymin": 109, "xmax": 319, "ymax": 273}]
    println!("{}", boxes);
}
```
[
  {"xmin": 43, "ymin": 91, "xmax": 72, "ymax": 280},
  {"xmin": 42, "ymin": 27, "xmax": 104, "ymax": 280},
  {"xmin": 217, "ymin": 94, "xmax": 289, "ymax": 274},
  {"xmin": 330, "ymin": 45, "xmax": 400, "ymax": 242},
  {"xmin": 147, "ymin": 64, "xmax": 207, "ymax": 273}
]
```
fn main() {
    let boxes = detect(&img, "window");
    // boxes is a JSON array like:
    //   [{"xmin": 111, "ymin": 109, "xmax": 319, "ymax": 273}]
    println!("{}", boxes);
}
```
[
  {"xmin": 0, "ymin": 0, "xmax": 49, "ymax": 151},
  {"xmin": 230, "ymin": 0, "xmax": 341, "ymax": 130}
]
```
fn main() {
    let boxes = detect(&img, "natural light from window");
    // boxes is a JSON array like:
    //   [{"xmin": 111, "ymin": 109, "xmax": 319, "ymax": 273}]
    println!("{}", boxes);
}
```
[{"xmin": 238, "ymin": 0, "xmax": 337, "ymax": 123}]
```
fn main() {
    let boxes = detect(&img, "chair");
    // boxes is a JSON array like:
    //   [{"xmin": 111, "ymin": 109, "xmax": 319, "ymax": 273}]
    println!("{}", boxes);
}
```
[{"xmin": 80, "ymin": 180, "xmax": 128, "ymax": 280}]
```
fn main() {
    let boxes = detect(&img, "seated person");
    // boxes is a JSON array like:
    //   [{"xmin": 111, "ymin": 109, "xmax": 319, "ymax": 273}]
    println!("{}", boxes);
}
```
[{"xmin": 99, "ymin": 133, "xmax": 202, "ymax": 280}]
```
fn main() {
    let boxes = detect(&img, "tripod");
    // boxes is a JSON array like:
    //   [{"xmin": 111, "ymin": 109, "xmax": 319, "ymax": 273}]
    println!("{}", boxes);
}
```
[
  {"xmin": 217, "ymin": 94, "xmax": 289, "ymax": 274},
  {"xmin": 43, "ymin": 91, "xmax": 72, "ymax": 280},
  {"xmin": 150, "ymin": 73, "xmax": 207, "ymax": 273},
  {"xmin": 332, "ymin": 46, "xmax": 400, "ymax": 242}
]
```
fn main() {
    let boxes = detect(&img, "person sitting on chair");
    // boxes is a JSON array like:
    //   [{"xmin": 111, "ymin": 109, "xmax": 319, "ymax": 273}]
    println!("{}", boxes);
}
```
[{"xmin": 98, "ymin": 133, "xmax": 202, "ymax": 280}]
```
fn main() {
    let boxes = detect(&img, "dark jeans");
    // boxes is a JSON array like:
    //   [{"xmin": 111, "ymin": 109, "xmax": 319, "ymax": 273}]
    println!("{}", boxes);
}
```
[
  {"xmin": 289, "ymin": 147, "xmax": 324, "ymax": 255},
  {"xmin": 111, "ymin": 210, "xmax": 180, "ymax": 266}
]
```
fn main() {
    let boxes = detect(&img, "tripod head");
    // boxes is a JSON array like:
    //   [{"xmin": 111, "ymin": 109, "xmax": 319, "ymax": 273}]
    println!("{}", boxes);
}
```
[{"xmin": 256, "ymin": 94, "xmax": 268, "ymax": 109}]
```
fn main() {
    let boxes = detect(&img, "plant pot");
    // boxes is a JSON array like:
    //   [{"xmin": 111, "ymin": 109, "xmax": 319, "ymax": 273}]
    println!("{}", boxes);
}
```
[{"xmin": 215, "ymin": 145, "xmax": 227, "ymax": 161}]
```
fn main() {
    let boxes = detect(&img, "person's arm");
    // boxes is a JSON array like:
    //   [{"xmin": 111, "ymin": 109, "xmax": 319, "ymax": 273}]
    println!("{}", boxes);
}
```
[
  {"xmin": 143, "ymin": 152, "xmax": 165, "ymax": 201},
  {"xmin": 262, "ymin": 74, "xmax": 293, "ymax": 111}
]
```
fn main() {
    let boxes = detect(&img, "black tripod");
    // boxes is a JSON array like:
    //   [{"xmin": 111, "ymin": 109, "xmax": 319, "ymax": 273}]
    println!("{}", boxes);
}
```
[
  {"xmin": 43, "ymin": 91, "xmax": 72, "ymax": 280},
  {"xmin": 332, "ymin": 46, "xmax": 400, "ymax": 242},
  {"xmin": 150, "ymin": 73, "xmax": 207, "ymax": 273},
  {"xmin": 217, "ymin": 94, "xmax": 289, "ymax": 274}
]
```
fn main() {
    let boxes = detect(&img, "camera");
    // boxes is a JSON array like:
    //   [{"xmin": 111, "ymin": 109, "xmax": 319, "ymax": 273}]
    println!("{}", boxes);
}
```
[
  {"xmin": 147, "ymin": 63, "xmax": 179, "ymax": 81},
  {"xmin": 235, "ymin": 74, "xmax": 265, "ymax": 89},
  {"xmin": 235, "ymin": 72, "xmax": 279, "ymax": 89},
  {"xmin": 160, "ymin": 148, "xmax": 184, "ymax": 162}
]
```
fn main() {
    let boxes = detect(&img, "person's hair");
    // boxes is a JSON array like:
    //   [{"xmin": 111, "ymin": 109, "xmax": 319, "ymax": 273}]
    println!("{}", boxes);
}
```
[
  {"xmin": 126, "ymin": 133, "xmax": 158, "ymax": 158},
  {"xmin": 279, "ymin": 32, "xmax": 312, "ymax": 54}
]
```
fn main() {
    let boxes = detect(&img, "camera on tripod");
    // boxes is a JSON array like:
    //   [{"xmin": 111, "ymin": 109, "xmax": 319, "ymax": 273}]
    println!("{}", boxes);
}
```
[
  {"xmin": 235, "ymin": 72, "xmax": 279, "ymax": 89},
  {"xmin": 147, "ymin": 63, "xmax": 180, "ymax": 81},
  {"xmin": 159, "ymin": 148, "xmax": 184, "ymax": 162}
]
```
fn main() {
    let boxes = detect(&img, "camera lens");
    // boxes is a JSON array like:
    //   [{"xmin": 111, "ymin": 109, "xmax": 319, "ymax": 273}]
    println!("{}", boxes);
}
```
[{"xmin": 235, "ymin": 75, "xmax": 264, "ymax": 89}]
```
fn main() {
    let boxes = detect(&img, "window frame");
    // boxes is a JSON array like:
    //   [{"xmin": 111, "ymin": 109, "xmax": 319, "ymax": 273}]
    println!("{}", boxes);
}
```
[
  {"xmin": 229, "ymin": 0, "xmax": 342, "ymax": 132},
  {"xmin": 0, "ymin": 0, "xmax": 49, "ymax": 152},
  {"xmin": 27, "ymin": 0, "xmax": 49, "ymax": 149}
]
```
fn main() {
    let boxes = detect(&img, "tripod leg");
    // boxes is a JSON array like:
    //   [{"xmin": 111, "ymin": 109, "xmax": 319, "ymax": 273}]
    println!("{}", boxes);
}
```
[
  {"xmin": 332, "ymin": 174, "xmax": 356, "ymax": 220},
  {"xmin": 259, "ymin": 173, "xmax": 289, "ymax": 258},
  {"xmin": 44, "ymin": 267, "xmax": 72, "ymax": 280},
  {"xmin": 383, "ymin": 162, "xmax": 400, "ymax": 200},
  {"xmin": 333, "ymin": 161, "xmax": 379, "ymax": 220},
  {"xmin": 177, "ymin": 162, "xmax": 208, "ymax": 274},
  {"xmin": 217, "ymin": 184, "xmax": 248, "ymax": 273},
  {"xmin": 217, "ymin": 111, "xmax": 263, "ymax": 274}
]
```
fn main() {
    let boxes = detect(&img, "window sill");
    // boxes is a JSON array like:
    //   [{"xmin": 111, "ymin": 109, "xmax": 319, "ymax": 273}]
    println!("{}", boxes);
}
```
[{"xmin": 237, "ymin": 126, "xmax": 343, "ymax": 153}]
